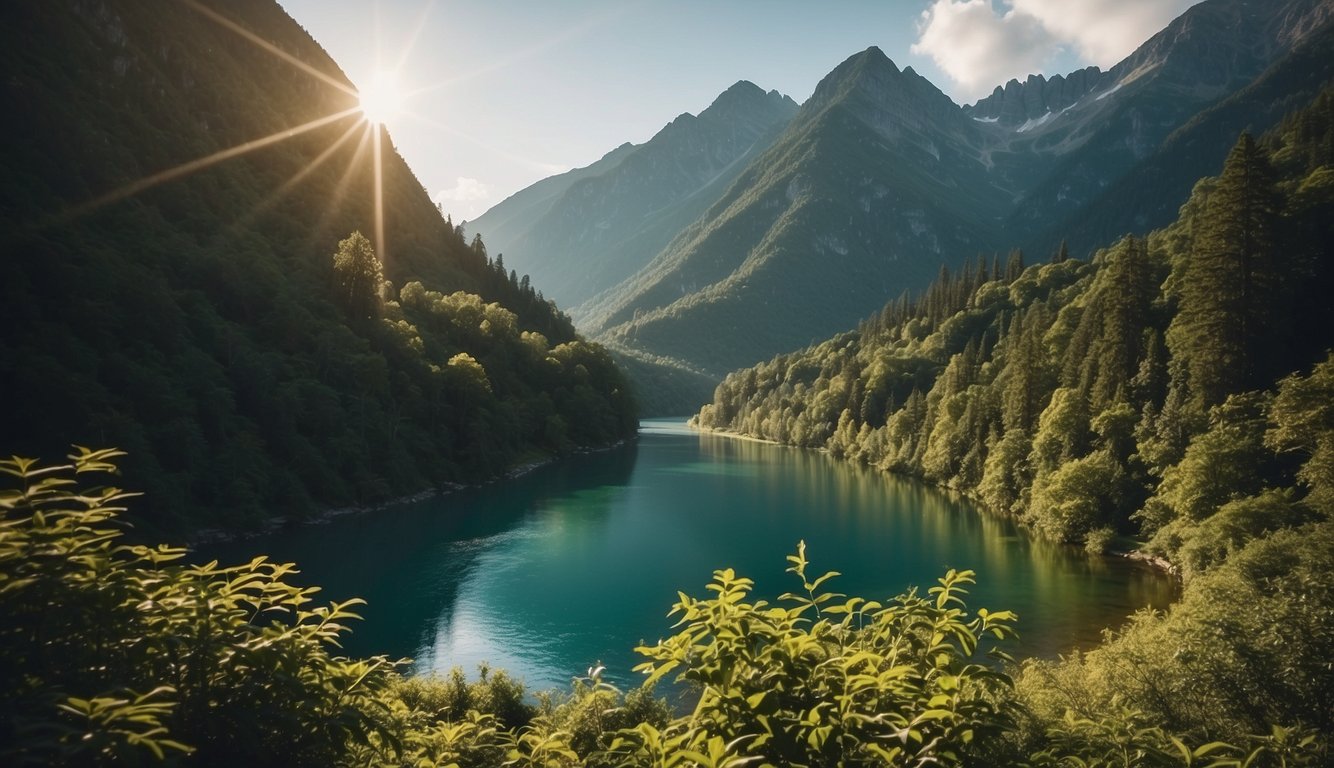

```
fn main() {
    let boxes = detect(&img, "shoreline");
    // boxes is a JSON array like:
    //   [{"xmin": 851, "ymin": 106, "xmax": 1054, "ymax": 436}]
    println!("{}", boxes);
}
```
[
  {"xmin": 188, "ymin": 437, "xmax": 634, "ymax": 547},
  {"xmin": 689, "ymin": 423, "xmax": 785, "ymax": 447},
  {"xmin": 687, "ymin": 421, "xmax": 1181, "ymax": 578},
  {"xmin": 1111, "ymin": 548, "xmax": 1178, "ymax": 576}
]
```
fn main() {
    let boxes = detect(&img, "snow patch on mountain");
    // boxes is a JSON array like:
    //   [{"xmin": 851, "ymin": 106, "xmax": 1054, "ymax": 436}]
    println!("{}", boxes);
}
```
[
  {"xmin": 1015, "ymin": 110, "xmax": 1054, "ymax": 133},
  {"xmin": 1095, "ymin": 81, "xmax": 1126, "ymax": 101}
]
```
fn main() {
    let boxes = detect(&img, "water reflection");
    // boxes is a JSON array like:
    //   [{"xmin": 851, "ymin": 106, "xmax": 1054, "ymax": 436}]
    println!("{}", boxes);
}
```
[{"xmin": 201, "ymin": 420, "xmax": 1175, "ymax": 693}]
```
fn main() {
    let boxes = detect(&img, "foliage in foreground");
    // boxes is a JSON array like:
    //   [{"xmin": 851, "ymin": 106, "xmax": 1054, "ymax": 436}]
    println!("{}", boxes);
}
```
[
  {"xmin": 1, "ymin": 452, "xmax": 1327, "ymax": 766},
  {"xmin": 617, "ymin": 543, "xmax": 1019, "ymax": 766},
  {"xmin": 1018, "ymin": 522, "xmax": 1333, "ymax": 767},
  {"xmin": 0, "ymin": 448, "xmax": 397, "ymax": 767}
]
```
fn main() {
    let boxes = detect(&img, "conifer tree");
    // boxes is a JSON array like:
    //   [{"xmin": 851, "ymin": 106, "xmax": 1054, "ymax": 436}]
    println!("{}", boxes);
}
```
[
  {"xmin": 1052, "ymin": 239, "xmax": 1070, "ymax": 264},
  {"xmin": 1001, "ymin": 306, "xmax": 1052, "ymax": 433},
  {"xmin": 1168, "ymin": 133, "xmax": 1282, "ymax": 408},
  {"xmin": 1005, "ymin": 249, "xmax": 1025, "ymax": 282},
  {"xmin": 1090, "ymin": 236, "xmax": 1156, "ymax": 410}
]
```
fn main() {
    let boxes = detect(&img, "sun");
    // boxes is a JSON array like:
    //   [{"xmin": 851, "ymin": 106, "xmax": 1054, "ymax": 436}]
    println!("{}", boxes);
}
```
[{"xmin": 358, "ymin": 71, "xmax": 404, "ymax": 127}]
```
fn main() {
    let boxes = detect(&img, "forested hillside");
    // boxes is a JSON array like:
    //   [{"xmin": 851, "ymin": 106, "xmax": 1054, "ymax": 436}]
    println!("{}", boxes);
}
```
[
  {"xmin": 696, "ymin": 90, "xmax": 1333, "ymax": 560},
  {"xmin": 0, "ymin": 0, "xmax": 636, "ymax": 535}
]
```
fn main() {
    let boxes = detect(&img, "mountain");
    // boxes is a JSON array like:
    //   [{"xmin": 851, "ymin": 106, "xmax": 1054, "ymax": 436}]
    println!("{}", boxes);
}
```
[
  {"xmin": 0, "ymin": 0, "xmax": 636, "ymax": 534},
  {"xmin": 1045, "ymin": 17, "xmax": 1334, "ymax": 255},
  {"xmin": 688, "ymin": 97, "xmax": 1334, "ymax": 759},
  {"xmin": 994, "ymin": 0, "xmax": 1334, "ymax": 247},
  {"xmin": 581, "ymin": 48, "xmax": 1009, "ymax": 378},
  {"xmin": 468, "ymin": 81, "xmax": 799, "ymax": 313},
  {"xmin": 459, "ymin": 140, "xmax": 638, "ymax": 259},
  {"xmin": 473, "ymin": 0, "xmax": 1333, "ymax": 414}
]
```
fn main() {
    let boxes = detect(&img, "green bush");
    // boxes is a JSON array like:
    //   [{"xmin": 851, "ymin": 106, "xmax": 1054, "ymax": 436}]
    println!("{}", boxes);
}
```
[
  {"xmin": 620, "ymin": 542, "xmax": 1020, "ymax": 766},
  {"xmin": 1018, "ymin": 523, "xmax": 1334, "ymax": 766},
  {"xmin": 0, "ymin": 449, "xmax": 397, "ymax": 767}
]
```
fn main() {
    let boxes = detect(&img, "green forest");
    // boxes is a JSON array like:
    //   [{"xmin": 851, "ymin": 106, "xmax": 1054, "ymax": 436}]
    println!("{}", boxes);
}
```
[
  {"xmin": 0, "ymin": 0, "xmax": 636, "ymax": 536},
  {"xmin": 694, "ymin": 92, "xmax": 1334, "ymax": 561},
  {"xmin": 683, "ymin": 93, "xmax": 1334, "ymax": 761}
]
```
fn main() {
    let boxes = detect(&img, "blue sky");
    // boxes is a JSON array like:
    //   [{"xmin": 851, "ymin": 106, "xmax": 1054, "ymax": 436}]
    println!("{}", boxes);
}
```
[{"xmin": 277, "ymin": 0, "xmax": 1201, "ymax": 220}]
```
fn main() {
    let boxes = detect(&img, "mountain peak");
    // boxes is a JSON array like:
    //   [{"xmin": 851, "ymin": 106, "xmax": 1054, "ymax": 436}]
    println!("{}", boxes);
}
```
[
  {"xmin": 715, "ymin": 79, "xmax": 765, "ymax": 102},
  {"xmin": 844, "ymin": 45, "xmax": 900, "ymax": 79},
  {"xmin": 857, "ymin": 45, "xmax": 893, "ymax": 66},
  {"xmin": 965, "ymin": 0, "xmax": 1334, "ymax": 125},
  {"xmin": 966, "ymin": 65, "xmax": 1104, "ymax": 124},
  {"xmin": 802, "ymin": 44, "xmax": 962, "ymax": 131},
  {"xmin": 807, "ymin": 46, "xmax": 907, "ymax": 105},
  {"xmin": 699, "ymin": 79, "xmax": 799, "ymax": 126}
]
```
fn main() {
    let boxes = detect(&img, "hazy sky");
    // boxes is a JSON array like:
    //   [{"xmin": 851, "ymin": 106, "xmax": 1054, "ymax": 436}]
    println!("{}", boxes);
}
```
[{"xmin": 275, "ymin": 0, "xmax": 1202, "ymax": 221}]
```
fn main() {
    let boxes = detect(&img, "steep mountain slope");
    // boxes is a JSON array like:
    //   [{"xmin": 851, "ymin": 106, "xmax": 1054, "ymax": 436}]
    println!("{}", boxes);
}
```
[
  {"xmin": 695, "ymin": 89, "xmax": 1334, "ymax": 551},
  {"xmin": 0, "ymin": 0, "xmax": 636, "ymax": 534},
  {"xmin": 468, "ymin": 82, "xmax": 798, "ymax": 312},
  {"xmin": 459, "ymin": 141, "xmax": 637, "ymax": 250},
  {"xmin": 1044, "ymin": 19, "xmax": 1334, "ymax": 255},
  {"xmin": 581, "ymin": 48, "xmax": 1010, "ymax": 378},
  {"xmin": 689, "ymin": 102, "xmax": 1334, "ymax": 761},
  {"xmin": 993, "ymin": 0, "xmax": 1334, "ymax": 247}
]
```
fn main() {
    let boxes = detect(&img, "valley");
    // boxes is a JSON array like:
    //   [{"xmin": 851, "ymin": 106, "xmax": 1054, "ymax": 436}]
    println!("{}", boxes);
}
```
[{"xmin": 2, "ymin": 0, "xmax": 1332, "ymax": 765}]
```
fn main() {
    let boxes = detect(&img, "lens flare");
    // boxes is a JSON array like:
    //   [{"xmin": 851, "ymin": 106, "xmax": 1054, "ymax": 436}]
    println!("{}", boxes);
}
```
[{"xmin": 358, "ymin": 71, "xmax": 404, "ymax": 127}]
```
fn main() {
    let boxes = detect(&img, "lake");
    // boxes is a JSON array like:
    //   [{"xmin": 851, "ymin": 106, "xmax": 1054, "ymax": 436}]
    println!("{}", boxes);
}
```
[{"xmin": 203, "ymin": 419, "xmax": 1176, "ymax": 693}]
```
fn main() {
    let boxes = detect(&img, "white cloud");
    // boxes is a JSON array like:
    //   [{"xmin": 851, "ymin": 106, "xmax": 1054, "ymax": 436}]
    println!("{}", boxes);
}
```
[
  {"xmin": 912, "ymin": 0, "xmax": 1202, "ymax": 102},
  {"xmin": 432, "ymin": 177, "xmax": 495, "ymax": 220},
  {"xmin": 1012, "ymin": 0, "xmax": 1199, "ymax": 64},
  {"xmin": 432, "ymin": 176, "xmax": 493, "ymax": 203},
  {"xmin": 911, "ymin": 0, "xmax": 1059, "ymax": 101}
]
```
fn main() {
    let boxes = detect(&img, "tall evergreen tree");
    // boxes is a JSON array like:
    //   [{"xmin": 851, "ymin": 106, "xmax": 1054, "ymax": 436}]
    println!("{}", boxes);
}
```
[
  {"xmin": 1090, "ymin": 236, "xmax": 1157, "ymax": 410},
  {"xmin": 1168, "ymin": 133, "xmax": 1282, "ymax": 408},
  {"xmin": 1001, "ymin": 305, "xmax": 1052, "ymax": 434}
]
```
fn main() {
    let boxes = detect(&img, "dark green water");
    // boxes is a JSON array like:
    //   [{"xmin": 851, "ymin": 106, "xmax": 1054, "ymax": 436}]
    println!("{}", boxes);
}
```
[{"xmin": 203, "ymin": 419, "xmax": 1175, "ymax": 692}]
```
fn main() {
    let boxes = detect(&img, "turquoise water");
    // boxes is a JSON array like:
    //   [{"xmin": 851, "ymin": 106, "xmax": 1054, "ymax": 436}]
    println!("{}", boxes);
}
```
[{"xmin": 203, "ymin": 419, "xmax": 1175, "ymax": 693}]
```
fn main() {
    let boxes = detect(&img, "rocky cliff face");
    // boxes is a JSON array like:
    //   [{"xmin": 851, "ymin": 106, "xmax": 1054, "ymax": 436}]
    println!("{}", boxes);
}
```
[
  {"xmin": 967, "ymin": 67, "xmax": 1105, "ymax": 126},
  {"xmin": 996, "ymin": 0, "xmax": 1334, "ymax": 242}
]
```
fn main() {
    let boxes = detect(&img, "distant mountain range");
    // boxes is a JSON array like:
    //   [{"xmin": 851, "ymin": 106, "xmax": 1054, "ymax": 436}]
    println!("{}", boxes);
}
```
[
  {"xmin": 469, "ymin": 82, "xmax": 798, "ymax": 313},
  {"xmin": 471, "ymin": 0, "xmax": 1334, "ymax": 412}
]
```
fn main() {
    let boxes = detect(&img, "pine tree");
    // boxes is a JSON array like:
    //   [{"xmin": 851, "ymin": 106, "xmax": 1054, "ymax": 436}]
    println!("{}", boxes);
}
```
[
  {"xmin": 1129, "ymin": 329, "xmax": 1168, "ymax": 408},
  {"xmin": 1001, "ymin": 305, "xmax": 1052, "ymax": 433},
  {"xmin": 1168, "ymin": 133, "xmax": 1282, "ymax": 408},
  {"xmin": 1090, "ymin": 236, "xmax": 1156, "ymax": 410},
  {"xmin": 1005, "ymin": 249, "xmax": 1025, "ymax": 283}
]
